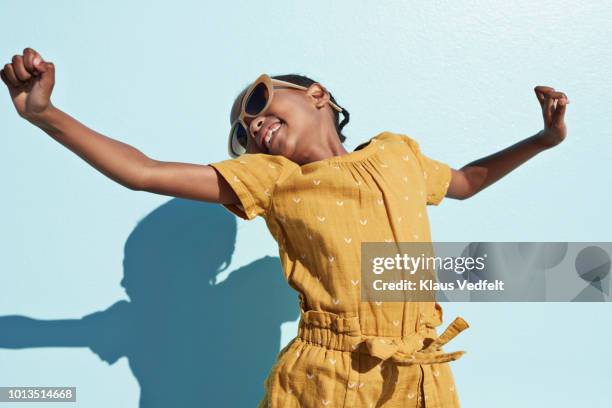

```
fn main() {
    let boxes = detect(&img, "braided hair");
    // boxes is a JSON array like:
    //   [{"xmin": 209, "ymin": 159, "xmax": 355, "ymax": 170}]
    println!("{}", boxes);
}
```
[{"xmin": 271, "ymin": 74, "xmax": 350, "ymax": 143}]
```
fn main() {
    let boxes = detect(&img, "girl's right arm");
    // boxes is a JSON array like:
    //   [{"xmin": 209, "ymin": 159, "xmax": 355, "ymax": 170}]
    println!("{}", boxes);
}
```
[{"xmin": 1, "ymin": 47, "xmax": 239, "ymax": 205}]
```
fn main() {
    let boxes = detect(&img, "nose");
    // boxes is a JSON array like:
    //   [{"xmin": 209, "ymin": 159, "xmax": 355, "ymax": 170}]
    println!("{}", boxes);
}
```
[{"xmin": 249, "ymin": 116, "xmax": 267, "ymax": 141}]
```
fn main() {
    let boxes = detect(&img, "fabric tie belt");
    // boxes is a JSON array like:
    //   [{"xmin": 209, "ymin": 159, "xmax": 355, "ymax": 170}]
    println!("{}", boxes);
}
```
[{"xmin": 297, "ymin": 309, "xmax": 469, "ymax": 365}]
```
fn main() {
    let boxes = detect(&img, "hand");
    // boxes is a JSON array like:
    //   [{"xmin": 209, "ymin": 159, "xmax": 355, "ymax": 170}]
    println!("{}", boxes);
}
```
[
  {"xmin": 1, "ymin": 47, "xmax": 56, "ymax": 122},
  {"xmin": 533, "ymin": 86, "xmax": 569, "ymax": 148}
]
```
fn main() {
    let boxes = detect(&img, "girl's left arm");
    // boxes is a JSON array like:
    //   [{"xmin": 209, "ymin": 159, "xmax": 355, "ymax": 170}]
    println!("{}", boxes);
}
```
[{"xmin": 446, "ymin": 86, "xmax": 570, "ymax": 200}]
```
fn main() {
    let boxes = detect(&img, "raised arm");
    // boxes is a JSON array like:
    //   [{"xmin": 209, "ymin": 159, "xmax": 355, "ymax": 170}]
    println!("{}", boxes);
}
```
[
  {"xmin": 446, "ymin": 86, "xmax": 570, "ymax": 200},
  {"xmin": 1, "ymin": 47, "xmax": 239, "ymax": 204}
]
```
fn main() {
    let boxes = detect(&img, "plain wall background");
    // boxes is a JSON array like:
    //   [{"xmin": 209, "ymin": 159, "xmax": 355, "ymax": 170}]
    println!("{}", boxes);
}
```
[{"xmin": 1, "ymin": 0, "xmax": 611, "ymax": 406}]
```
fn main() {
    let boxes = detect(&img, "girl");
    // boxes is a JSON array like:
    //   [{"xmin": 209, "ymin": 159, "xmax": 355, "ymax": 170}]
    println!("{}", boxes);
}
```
[{"xmin": 1, "ymin": 48, "xmax": 569, "ymax": 408}]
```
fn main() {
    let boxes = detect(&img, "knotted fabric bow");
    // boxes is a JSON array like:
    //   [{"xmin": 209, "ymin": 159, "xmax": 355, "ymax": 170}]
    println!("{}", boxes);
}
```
[{"xmin": 362, "ymin": 317, "xmax": 469, "ymax": 365}]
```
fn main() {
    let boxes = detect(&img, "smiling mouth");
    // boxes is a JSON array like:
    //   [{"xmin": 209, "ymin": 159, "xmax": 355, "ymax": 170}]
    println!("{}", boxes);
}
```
[{"xmin": 262, "ymin": 122, "xmax": 283, "ymax": 152}]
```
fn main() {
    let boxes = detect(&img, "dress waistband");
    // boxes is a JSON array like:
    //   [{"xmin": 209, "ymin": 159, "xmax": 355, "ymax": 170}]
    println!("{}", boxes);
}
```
[{"xmin": 296, "ymin": 309, "xmax": 469, "ymax": 365}]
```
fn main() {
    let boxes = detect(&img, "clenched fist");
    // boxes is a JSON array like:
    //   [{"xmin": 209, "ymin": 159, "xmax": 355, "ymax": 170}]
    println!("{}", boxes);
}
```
[
  {"xmin": 533, "ymin": 86, "xmax": 570, "ymax": 148},
  {"xmin": 1, "ymin": 47, "xmax": 55, "ymax": 122}
]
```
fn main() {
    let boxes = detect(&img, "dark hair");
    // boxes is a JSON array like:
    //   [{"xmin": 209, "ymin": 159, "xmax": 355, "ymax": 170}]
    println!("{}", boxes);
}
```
[{"xmin": 271, "ymin": 74, "xmax": 350, "ymax": 143}]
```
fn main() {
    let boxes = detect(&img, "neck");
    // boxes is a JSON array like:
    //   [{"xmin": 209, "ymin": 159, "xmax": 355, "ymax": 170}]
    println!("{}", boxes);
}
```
[{"xmin": 302, "ymin": 123, "xmax": 348, "ymax": 163}]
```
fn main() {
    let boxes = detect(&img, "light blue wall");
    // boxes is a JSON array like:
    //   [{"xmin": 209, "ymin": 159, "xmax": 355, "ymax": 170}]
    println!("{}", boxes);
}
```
[{"xmin": 1, "ymin": 1, "xmax": 610, "ymax": 407}]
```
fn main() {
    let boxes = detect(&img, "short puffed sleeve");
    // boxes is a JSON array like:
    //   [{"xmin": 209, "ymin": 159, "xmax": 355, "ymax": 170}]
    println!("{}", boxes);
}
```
[
  {"xmin": 209, "ymin": 153, "xmax": 299, "ymax": 220},
  {"xmin": 397, "ymin": 134, "xmax": 452, "ymax": 206}
]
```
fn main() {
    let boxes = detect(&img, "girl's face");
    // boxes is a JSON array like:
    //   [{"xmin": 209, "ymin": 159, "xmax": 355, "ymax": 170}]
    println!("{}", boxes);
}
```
[{"xmin": 229, "ymin": 81, "xmax": 339, "ymax": 163}]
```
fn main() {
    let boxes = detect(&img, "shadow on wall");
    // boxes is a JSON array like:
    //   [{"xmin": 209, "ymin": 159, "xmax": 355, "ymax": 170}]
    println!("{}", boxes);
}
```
[{"xmin": 0, "ymin": 198, "xmax": 300, "ymax": 407}]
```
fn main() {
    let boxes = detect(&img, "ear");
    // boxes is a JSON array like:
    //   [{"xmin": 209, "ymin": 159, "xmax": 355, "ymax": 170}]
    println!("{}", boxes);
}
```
[{"xmin": 306, "ymin": 83, "xmax": 332, "ymax": 110}]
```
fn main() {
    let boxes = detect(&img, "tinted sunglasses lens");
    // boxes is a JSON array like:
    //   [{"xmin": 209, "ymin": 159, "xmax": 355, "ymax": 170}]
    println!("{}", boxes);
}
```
[
  {"xmin": 232, "ymin": 122, "xmax": 248, "ymax": 151},
  {"xmin": 244, "ymin": 82, "xmax": 268, "ymax": 115}
]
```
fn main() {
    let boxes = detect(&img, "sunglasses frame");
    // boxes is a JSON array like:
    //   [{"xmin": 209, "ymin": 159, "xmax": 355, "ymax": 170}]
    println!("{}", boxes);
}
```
[{"xmin": 227, "ymin": 73, "xmax": 343, "ymax": 158}]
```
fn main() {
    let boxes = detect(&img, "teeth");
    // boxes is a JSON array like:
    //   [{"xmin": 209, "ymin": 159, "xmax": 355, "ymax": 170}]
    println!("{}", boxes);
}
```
[
  {"xmin": 265, "ymin": 131, "xmax": 273, "ymax": 146},
  {"xmin": 264, "ymin": 123, "xmax": 281, "ymax": 148}
]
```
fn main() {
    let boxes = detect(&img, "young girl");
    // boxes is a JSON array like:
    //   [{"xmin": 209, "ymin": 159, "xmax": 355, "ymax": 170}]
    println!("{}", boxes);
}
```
[{"xmin": 1, "ymin": 48, "xmax": 569, "ymax": 408}]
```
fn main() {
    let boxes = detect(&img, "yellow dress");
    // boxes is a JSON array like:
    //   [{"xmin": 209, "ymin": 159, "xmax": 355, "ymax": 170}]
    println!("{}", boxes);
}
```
[{"xmin": 209, "ymin": 131, "xmax": 470, "ymax": 408}]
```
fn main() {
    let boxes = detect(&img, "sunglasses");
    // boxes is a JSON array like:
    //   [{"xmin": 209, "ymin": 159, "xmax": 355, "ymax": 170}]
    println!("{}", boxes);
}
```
[{"xmin": 227, "ymin": 73, "xmax": 344, "ymax": 158}]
